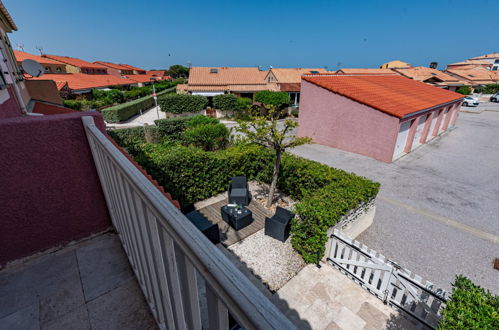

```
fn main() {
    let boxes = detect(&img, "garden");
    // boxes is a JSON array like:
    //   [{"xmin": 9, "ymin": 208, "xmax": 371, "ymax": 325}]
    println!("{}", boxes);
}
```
[{"xmin": 108, "ymin": 99, "xmax": 380, "ymax": 264}]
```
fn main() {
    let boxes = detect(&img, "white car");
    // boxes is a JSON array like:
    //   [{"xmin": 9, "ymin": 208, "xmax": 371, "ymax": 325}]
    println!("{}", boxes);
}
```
[
  {"xmin": 490, "ymin": 93, "xmax": 499, "ymax": 102},
  {"xmin": 462, "ymin": 96, "xmax": 479, "ymax": 107}
]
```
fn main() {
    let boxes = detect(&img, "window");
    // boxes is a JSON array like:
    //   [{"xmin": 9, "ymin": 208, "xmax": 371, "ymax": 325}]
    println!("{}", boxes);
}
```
[
  {"xmin": 210, "ymin": 68, "xmax": 218, "ymax": 73},
  {"xmin": 492, "ymin": 67, "xmax": 498, "ymax": 71},
  {"xmin": 494, "ymin": 59, "xmax": 499, "ymax": 64},
  {"xmin": 56, "ymin": 67, "xmax": 62, "ymax": 73},
  {"xmin": 44, "ymin": 67, "xmax": 51, "ymax": 73}
]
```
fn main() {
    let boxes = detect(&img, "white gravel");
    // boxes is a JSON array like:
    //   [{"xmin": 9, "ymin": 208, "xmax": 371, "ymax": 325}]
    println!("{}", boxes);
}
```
[{"xmin": 228, "ymin": 229, "xmax": 305, "ymax": 292}]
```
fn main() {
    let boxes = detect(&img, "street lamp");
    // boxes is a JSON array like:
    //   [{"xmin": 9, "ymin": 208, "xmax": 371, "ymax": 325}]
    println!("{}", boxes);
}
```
[{"xmin": 150, "ymin": 77, "xmax": 159, "ymax": 120}]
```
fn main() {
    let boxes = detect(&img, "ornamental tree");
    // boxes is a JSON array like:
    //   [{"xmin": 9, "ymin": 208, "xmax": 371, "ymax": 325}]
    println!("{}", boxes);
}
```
[{"xmin": 236, "ymin": 105, "xmax": 310, "ymax": 207}]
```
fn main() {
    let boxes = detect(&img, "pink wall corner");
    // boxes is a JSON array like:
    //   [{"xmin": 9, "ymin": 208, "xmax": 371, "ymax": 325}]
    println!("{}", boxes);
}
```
[
  {"xmin": 420, "ymin": 111, "xmax": 435, "ymax": 144},
  {"xmin": 450, "ymin": 103, "xmax": 460, "ymax": 126},
  {"xmin": 298, "ymin": 80, "xmax": 399, "ymax": 162},
  {"xmin": 0, "ymin": 87, "xmax": 24, "ymax": 119},
  {"xmin": 0, "ymin": 112, "xmax": 111, "ymax": 265}
]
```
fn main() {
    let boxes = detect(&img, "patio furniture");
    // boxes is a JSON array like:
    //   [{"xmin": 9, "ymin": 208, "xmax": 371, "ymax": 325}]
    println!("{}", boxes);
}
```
[
  {"xmin": 264, "ymin": 207, "xmax": 294, "ymax": 242},
  {"xmin": 185, "ymin": 210, "xmax": 220, "ymax": 244},
  {"xmin": 228, "ymin": 176, "xmax": 250, "ymax": 206},
  {"xmin": 220, "ymin": 205, "xmax": 253, "ymax": 230}
]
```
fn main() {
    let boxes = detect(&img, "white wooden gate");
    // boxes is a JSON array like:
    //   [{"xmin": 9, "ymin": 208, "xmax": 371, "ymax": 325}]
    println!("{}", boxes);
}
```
[{"xmin": 328, "ymin": 230, "xmax": 447, "ymax": 329}]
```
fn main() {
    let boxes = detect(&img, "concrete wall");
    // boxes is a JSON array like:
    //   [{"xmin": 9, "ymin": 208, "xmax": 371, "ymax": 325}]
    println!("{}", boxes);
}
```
[
  {"xmin": 0, "ymin": 86, "xmax": 23, "ymax": 118},
  {"xmin": 298, "ymin": 80, "xmax": 399, "ymax": 162},
  {"xmin": 0, "ymin": 112, "xmax": 112, "ymax": 265}
]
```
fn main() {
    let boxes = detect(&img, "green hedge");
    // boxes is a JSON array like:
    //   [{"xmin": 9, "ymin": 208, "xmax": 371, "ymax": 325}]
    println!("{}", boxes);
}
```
[
  {"xmin": 439, "ymin": 275, "xmax": 498, "ymax": 329},
  {"xmin": 102, "ymin": 89, "xmax": 172, "ymax": 123},
  {"xmin": 213, "ymin": 94, "xmax": 238, "ymax": 111},
  {"xmin": 158, "ymin": 94, "xmax": 208, "ymax": 114},
  {"xmin": 183, "ymin": 123, "xmax": 229, "ymax": 151},
  {"xmin": 474, "ymin": 84, "xmax": 499, "ymax": 94},
  {"xmin": 154, "ymin": 117, "xmax": 190, "ymax": 141},
  {"xmin": 116, "ymin": 140, "xmax": 379, "ymax": 262},
  {"xmin": 254, "ymin": 90, "xmax": 290, "ymax": 108}
]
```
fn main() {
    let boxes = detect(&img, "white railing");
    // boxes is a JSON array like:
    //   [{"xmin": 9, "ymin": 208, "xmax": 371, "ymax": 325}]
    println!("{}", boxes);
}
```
[
  {"xmin": 82, "ymin": 116, "xmax": 295, "ymax": 330},
  {"xmin": 328, "ymin": 229, "xmax": 447, "ymax": 329}
]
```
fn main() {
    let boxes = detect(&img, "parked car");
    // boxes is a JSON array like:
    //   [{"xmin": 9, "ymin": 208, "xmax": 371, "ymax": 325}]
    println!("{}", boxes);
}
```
[
  {"xmin": 462, "ymin": 96, "xmax": 479, "ymax": 107},
  {"xmin": 490, "ymin": 93, "xmax": 499, "ymax": 102}
]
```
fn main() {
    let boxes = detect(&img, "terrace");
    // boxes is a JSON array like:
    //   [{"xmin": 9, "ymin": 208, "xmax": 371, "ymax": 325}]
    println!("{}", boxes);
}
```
[{"xmin": 0, "ymin": 112, "xmax": 296, "ymax": 329}]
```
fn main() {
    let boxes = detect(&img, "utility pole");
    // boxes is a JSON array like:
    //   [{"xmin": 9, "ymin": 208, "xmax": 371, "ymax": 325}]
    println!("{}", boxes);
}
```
[{"xmin": 150, "ymin": 78, "xmax": 159, "ymax": 120}]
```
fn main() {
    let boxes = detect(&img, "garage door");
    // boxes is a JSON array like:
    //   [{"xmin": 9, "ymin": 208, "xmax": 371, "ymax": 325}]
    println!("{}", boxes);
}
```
[
  {"xmin": 411, "ymin": 115, "xmax": 427, "ymax": 150},
  {"xmin": 393, "ymin": 121, "xmax": 411, "ymax": 160}
]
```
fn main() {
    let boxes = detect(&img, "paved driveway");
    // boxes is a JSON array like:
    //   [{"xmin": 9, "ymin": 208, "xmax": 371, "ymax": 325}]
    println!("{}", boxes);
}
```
[{"xmin": 291, "ymin": 111, "xmax": 499, "ymax": 294}]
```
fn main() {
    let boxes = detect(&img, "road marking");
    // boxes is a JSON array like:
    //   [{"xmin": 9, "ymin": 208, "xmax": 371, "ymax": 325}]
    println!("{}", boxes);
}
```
[{"xmin": 378, "ymin": 196, "xmax": 499, "ymax": 244}]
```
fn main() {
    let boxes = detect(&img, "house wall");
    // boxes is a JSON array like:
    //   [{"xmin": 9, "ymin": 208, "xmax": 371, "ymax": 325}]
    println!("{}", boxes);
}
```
[
  {"xmin": 0, "ymin": 112, "xmax": 112, "ymax": 265},
  {"xmin": 25, "ymin": 79, "xmax": 63, "ymax": 105},
  {"xmin": 0, "ymin": 86, "xmax": 23, "ymax": 118},
  {"xmin": 298, "ymin": 80, "xmax": 400, "ymax": 162}
]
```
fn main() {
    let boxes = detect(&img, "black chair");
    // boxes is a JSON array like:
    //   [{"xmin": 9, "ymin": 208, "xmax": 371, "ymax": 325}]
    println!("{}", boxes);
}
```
[
  {"xmin": 185, "ymin": 210, "xmax": 220, "ymax": 244},
  {"xmin": 228, "ymin": 176, "xmax": 250, "ymax": 206},
  {"xmin": 265, "ymin": 207, "xmax": 294, "ymax": 242}
]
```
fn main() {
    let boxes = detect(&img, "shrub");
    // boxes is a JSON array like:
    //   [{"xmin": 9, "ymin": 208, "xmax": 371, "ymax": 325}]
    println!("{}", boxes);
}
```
[
  {"xmin": 186, "ymin": 115, "xmax": 219, "ymax": 128},
  {"xmin": 92, "ymin": 88, "xmax": 124, "ymax": 104},
  {"xmin": 102, "ymin": 95, "xmax": 156, "ymax": 123},
  {"xmin": 291, "ymin": 107, "xmax": 299, "ymax": 117},
  {"xmin": 439, "ymin": 275, "xmax": 498, "ymax": 329},
  {"xmin": 154, "ymin": 117, "xmax": 190, "ymax": 141},
  {"xmin": 182, "ymin": 123, "xmax": 229, "ymax": 151},
  {"xmin": 63, "ymin": 100, "xmax": 82, "ymax": 111},
  {"xmin": 135, "ymin": 144, "xmax": 274, "ymax": 206},
  {"xmin": 236, "ymin": 97, "xmax": 253, "ymax": 110},
  {"xmin": 158, "ymin": 94, "xmax": 208, "ymax": 114},
  {"xmin": 456, "ymin": 86, "xmax": 472, "ymax": 95},
  {"xmin": 213, "ymin": 94, "xmax": 238, "ymax": 111},
  {"xmin": 254, "ymin": 91, "xmax": 290, "ymax": 108},
  {"xmin": 474, "ymin": 84, "xmax": 499, "ymax": 94}
]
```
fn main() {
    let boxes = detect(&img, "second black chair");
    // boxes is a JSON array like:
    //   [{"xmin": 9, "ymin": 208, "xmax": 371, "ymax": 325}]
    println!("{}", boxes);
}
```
[
  {"xmin": 264, "ymin": 207, "xmax": 294, "ymax": 242},
  {"xmin": 228, "ymin": 176, "xmax": 250, "ymax": 206}
]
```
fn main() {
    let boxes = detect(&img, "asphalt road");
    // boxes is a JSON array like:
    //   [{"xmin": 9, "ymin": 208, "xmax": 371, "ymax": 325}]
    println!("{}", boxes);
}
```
[{"xmin": 291, "ymin": 111, "xmax": 499, "ymax": 294}]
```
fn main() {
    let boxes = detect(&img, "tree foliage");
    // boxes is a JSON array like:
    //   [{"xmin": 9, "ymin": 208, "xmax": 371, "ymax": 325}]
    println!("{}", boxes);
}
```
[
  {"xmin": 167, "ymin": 64, "xmax": 190, "ymax": 79},
  {"xmin": 456, "ymin": 86, "xmax": 472, "ymax": 95},
  {"xmin": 236, "ymin": 106, "xmax": 310, "ymax": 206},
  {"xmin": 254, "ymin": 91, "xmax": 290, "ymax": 108}
]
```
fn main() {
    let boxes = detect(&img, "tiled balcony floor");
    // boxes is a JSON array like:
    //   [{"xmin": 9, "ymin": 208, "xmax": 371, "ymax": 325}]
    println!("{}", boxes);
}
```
[{"xmin": 0, "ymin": 233, "xmax": 157, "ymax": 330}]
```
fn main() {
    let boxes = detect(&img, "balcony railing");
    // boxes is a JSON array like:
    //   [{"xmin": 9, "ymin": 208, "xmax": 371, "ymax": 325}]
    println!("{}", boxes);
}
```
[{"xmin": 82, "ymin": 116, "xmax": 295, "ymax": 330}]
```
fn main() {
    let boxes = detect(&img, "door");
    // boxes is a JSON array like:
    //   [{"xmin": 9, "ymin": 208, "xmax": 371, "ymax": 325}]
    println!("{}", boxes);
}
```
[
  {"xmin": 411, "ymin": 115, "xmax": 427, "ymax": 150},
  {"xmin": 393, "ymin": 121, "xmax": 411, "ymax": 160}
]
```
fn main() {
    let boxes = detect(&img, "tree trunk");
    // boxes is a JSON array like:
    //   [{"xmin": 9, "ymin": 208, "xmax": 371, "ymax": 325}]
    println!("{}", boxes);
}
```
[{"xmin": 266, "ymin": 149, "xmax": 282, "ymax": 207}]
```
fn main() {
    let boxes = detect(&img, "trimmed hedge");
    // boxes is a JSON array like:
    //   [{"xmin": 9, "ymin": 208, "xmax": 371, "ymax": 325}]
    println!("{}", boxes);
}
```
[
  {"xmin": 115, "ymin": 139, "xmax": 379, "ymax": 262},
  {"xmin": 154, "ymin": 117, "xmax": 190, "ymax": 141},
  {"xmin": 213, "ymin": 94, "xmax": 238, "ymax": 111},
  {"xmin": 254, "ymin": 90, "xmax": 290, "ymax": 108},
  {"xmin": 439, "ymin": 275, "xmax": 498, "ymax": 329},
  {"xmin": 102, "ymin": 89, "xmax": 172, "ymax": 123},
  {"xmin": 185, "ymin": 115, "xmax": 219, "ymax": 128},
  {"xmin": 158, "ymin": 94, "xmax": 208, "ymax": 114}
]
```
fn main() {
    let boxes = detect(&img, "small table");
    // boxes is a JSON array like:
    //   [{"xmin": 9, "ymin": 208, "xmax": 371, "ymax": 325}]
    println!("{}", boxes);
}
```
[{"xmin": 220, "ymin": 205, "xmax": 253, "ymax": 230}]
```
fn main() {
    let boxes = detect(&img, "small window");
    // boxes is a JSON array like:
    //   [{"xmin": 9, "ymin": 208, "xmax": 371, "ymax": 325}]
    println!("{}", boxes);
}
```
[
  {"xmin": 56, "ymin": 67, "xmax": 62, "ymax": 72},
  {"xmin": 210, "ymin": 68, "xmax": 218, "ymax": 73},
  {"xmin": 492, "ymin": 67, "xmax": 498, "ymax": 71},
  {"xmin": 310, "ymin": 70, "xmax": 320, "ymax": 74},
  {"xmin": 44, "ymin": 67, "xmax": 51, "ymax": 72}
]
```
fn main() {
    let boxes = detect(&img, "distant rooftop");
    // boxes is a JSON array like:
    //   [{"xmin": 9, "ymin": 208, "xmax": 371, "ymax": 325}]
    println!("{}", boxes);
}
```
[
  {"xmin": 13, "ymin": 50, "xmax": 62, "ymax": 65},
  {"xmin": 27, "ymin": 73, "xmax": 135, "ymax": 91},
  {"xmin": 43, "ymin": 54, "xmax": 107, "ymax": 69}
]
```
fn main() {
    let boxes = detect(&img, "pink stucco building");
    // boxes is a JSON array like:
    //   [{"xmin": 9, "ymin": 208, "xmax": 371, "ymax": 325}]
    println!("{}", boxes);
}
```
[{"xmin": 298, "ymin": 74, "xmax": 464, "ymax": 162}]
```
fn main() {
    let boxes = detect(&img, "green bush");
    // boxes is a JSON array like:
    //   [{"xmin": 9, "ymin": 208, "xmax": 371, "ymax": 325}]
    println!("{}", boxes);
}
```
[
  {"xmin": 158, "ymin": 94, "xmax": 208, "ymax": 114},
  {"xmin": 439, "ymin": 275, "xmax": 498, "ymax": 329},
  {"xmin": 182, "ymin": 123, "xmax": 229, "ymax": 151},
  {"xmin": 213, "ymin": 94, "xmax": 238, "ymax": 111},
  {"xmin": 254, "ymin": 91, "xmax": 290, "ymax": 108},
  {"xmin": 102, "ymin": 95, "xmax": 156, "ymax": 123},
  {"xmin": 456, "ymin": 86, "xmax": 472, "ymax": 95},
  {"xmin": 291, "ymin": 107, "xmax": 299, "ymax": 117},
  {"xmin": 186, "ymin": 115, "xmax": 219, "ymax": 128},
  {"xmin": 63, "ymin": 100, "xmax": 82, "ymax": 111},
  {"xmin": 154, "ymin": 117, "xmax": 190, "ymax": 141},
  {"xmin": 135, "ymin": 144, "xmax": 274, "ymax": 206},
  {"xmin": 474, "ymin": 84, "xmax": 499, "ymax": 94},
  {"xmin": 92, "ymin": 88, "xmax": 124, "ymax": 104},
  {"xmin": 236, "ymin": 97, "xmax": 253, "ymax": 110}
]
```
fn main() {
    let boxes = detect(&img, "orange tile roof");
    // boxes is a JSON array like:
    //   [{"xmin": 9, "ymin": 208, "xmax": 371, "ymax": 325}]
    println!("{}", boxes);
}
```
[
  {"xmin": 393, "ymin": 67, "xmax": 468, "ymax": 85},
  {"xmin": 119, "ymin": 64, "xmax": 146, "ymax": 72},
  {"xmin": 147, "ymin": 70, "xmax": 167, "ymax": 76},
  {"xmin": 124, "ymin": 74, "xmax": 153, "ymax": 83},
  {"xmin": 268, "ymin": 68, "xmax": 327, "ymax": 83},
  {"xmin": 469, "ymin": 53, "xmax": 499, "ymax": 60},
  {"xmin": 336, "ymin": 68, "xmax": 398, "ymax": 75},
  {"xmin": 43, "ymin": 54, "xmax": 107, "ymax": 69},
  {"xmin": 14, "ymin": 50, "xmax": 62, "ymax": 65},
  {"xmin": 27, "ymin": 73, "xmax": 135, "ymax": 91},
  {"xmin": 95, "ymin": 61, "xmax": 146, "ymax": 72},
  {"xmin": 445, "ymin": 68, "xmax": 499, "ymax": 84},
  {"xmin": 0, "ymin": 2, "xmax": 17, "ymax": 31},
  {"xmin": 303, "ymin": 75, "xmax": 463, "ymax": 118},
  {"xmin": 188, "ymin": 67, "xmax": 268, "ymax": 86}
]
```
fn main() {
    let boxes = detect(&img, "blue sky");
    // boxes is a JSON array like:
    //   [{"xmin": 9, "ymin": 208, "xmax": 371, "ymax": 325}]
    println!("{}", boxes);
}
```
[{"xmin": 5, "ymin": 0, "xmax": 498, "ymax": 70}]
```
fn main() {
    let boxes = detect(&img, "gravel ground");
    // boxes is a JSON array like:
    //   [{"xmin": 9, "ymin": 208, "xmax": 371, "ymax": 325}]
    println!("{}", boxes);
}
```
[
  {"xmin": 228, "ymin": 229, "xmax": 305, "ymax": 292},
  {"xmin": 291, "ymin": 111, "xmax": 499, "ymax": 294}
]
